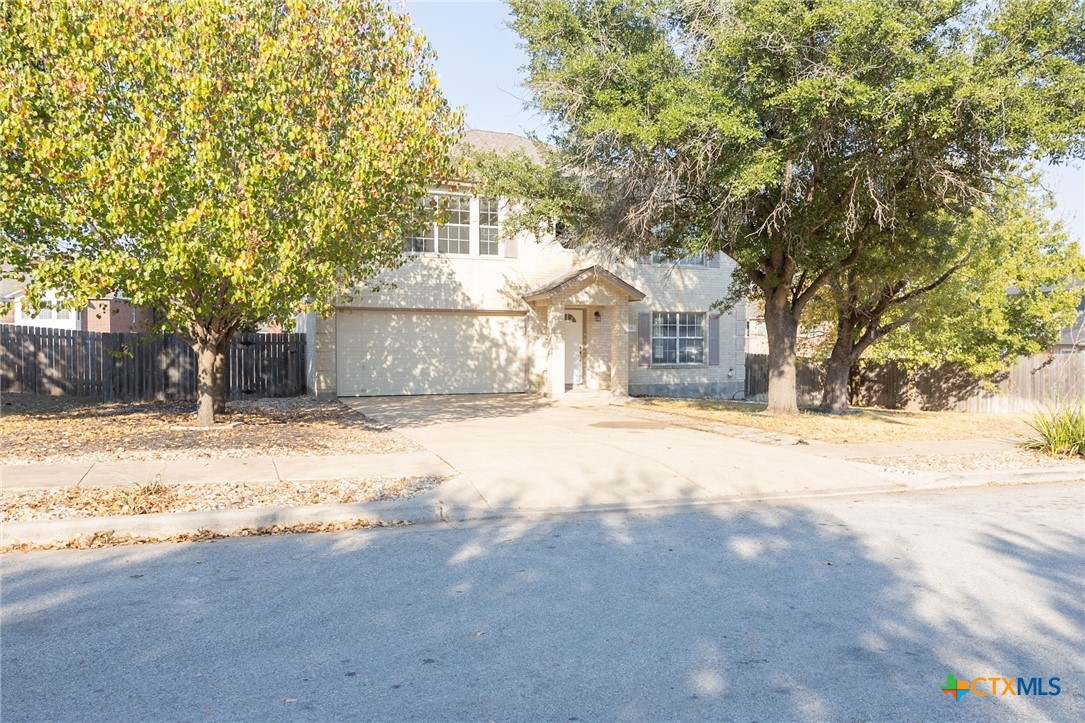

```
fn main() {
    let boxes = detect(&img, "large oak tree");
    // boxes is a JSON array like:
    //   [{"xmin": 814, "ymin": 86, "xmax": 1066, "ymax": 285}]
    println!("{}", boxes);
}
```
[
  {"xmin": 501, "ymin": 0, "xmax": 1084, "ymax": 413},
  {"xmin": 807, "ymin": 175, "xmax": 1085, "ymax": 411},
  {"xmin": 1, "ymin": 0, "xmax": 460, "ymax": 424}
]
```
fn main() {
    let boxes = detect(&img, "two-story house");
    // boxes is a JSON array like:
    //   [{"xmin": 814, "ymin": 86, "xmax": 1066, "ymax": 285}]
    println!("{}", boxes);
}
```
[{"xmin": 297, "ymin": 130, "xmax": 746, "ymax": 400}]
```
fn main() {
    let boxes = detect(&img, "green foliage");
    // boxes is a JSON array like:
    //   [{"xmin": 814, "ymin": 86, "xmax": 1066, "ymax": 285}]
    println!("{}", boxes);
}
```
[
  {"xmin": 468, "ymin": 145, "xmax": 593, "ymax": 243},
  {"xmin": 504, "ymin": 0, "xmax": 1085, "ymax": 262},
  {"xmin": 1, "ymin": 0, "xmax": 461, "ymax": 341},
  {"xmin": 860, "ymin": 179, "xmax": 1085, "ymax": 377},
  {"xmin": 795, "ymin": 211, "xmax": 965, "ymax": 360},
  {"xmin": 1022, "ymin": 406, "xmax": 1085, "ymax": 457},
  {"xmin": 498, "ymin": 0, "xmax": 1085, "ymax": 412}
]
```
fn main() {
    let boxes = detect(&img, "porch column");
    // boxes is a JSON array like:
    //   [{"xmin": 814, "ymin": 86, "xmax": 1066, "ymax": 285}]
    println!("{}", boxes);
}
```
[
  {"xmin": 610, "ymin": 301, "xmax": 629, "ymax": 395},
  {"xmin": 547, "ymin": 301, "xmax": 566, "ymax": 398}
]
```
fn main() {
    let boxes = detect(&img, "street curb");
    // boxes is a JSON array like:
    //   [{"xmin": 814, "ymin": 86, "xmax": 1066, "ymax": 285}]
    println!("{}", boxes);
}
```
[
  {"xmin": 4, "ymin": 467, "xmax": 1083, "ymax": 547},
  {"xmin": 2, "ymin": 487, "xmax": 893, "ymax": 546},
  {"xmin": 921, "ymin": 466, "xmax": 1085, "ymax": 489},
  {"xmin": 1, "ymin": 498, "xmax": 445, "ymax": 547},
  {"xmin": 844, "ymin": 462, "xmax": 1085, "ymax": 487}
]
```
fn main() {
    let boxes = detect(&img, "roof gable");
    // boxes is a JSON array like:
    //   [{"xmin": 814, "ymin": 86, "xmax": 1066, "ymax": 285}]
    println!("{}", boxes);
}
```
[{"xmin": 521, "ymin": 265, "xmax": 645, "ymax": 303}]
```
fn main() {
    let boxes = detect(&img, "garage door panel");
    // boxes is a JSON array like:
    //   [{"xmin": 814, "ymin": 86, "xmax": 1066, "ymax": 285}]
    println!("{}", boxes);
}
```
[{"xmin": 337, "ymin": 311, "xmax": 527, "ymax": 396}]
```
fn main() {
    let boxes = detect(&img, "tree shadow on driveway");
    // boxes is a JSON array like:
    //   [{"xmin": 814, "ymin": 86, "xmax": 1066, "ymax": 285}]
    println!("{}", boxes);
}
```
[
  {"xmin": 342, "ymin": 393, "xmax": 551, "ymax": 429},
  {"xmin": 1, "ymin": 486, "xmax": 1082, "ymax": 721}
]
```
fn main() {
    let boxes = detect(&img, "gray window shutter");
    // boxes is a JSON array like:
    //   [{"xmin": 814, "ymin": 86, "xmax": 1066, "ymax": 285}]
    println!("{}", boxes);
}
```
[
  {"xmin": 708, "ymin": 315, "xmax": 720, "ymax": 366},
  {"xmin": 638, "ymin": 313, "xmax": 651, "ymax": 367},
  {"xmin": 504, "ymin": 236, "xmax": 518, "ymax": 258},
  {"xmin": 709, "ymin": 252, "xmax": 722, "ymax": 268}
]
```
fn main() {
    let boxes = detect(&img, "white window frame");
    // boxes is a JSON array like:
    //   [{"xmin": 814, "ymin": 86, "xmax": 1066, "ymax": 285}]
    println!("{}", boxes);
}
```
[
  {"xmin": 649, "ymin": 251, "xmax": 706, "ymax": 267},
  {"xmin": 478, "ymin": 196, "xmax": 500, "ymax": 256},
  {"xmin": 12, "ymin": 291, "xmax": 80, "ymax": 330},
  {"xmin": 436, "ymin": 195, "xmax": 471, "ymax": 255},
  {"xmin": 406, "ymin": 196, "xmax": 436, "ymax": 253},
  {"xmin": 652, "ymin": 312, "xmax": 706, "ymax": 366},
  {"xmin": 405, "ymin": 193, "xmax": 502, "ymax": 258}
]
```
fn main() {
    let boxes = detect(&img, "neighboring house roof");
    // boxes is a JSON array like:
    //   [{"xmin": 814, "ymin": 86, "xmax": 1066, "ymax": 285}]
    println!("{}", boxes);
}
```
[
  {"xmin": 522, "ymin": 265, "xmax": 646, "ymax": 303},
  {"xmin": 460, "ymin": 129, "xmax": 545, "ymax": 163}
]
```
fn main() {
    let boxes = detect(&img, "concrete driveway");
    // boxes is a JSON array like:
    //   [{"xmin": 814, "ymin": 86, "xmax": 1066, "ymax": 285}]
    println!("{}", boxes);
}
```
[{"xmin": 342, "ymin": 394, "xmax": 900, "ymax": 512}]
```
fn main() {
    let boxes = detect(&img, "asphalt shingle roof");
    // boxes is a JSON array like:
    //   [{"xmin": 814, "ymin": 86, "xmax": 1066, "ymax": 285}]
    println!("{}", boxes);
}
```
[{"xmin": 461, "ymin": 129, "xmax": 544, "ymax": 162}]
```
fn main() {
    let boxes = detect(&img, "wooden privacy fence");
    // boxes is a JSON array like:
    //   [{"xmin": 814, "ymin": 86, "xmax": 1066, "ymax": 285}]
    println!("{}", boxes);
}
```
[
  {"xmin": 744, "ymin": 354, "xmax": 826, "ymax": 407},
  {"xmin": 744, "ymin": 353, "xmax": 1085, "ymax": 413},
  {"xmin": 1, "ymin": 326, "xmax": 306, "ymax": 401}
]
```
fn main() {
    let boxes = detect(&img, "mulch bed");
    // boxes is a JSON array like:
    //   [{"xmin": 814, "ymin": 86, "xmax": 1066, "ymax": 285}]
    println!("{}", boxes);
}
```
[{"xmin": 0, "ymin": 395, "xmax": 419, "ymax": 465}]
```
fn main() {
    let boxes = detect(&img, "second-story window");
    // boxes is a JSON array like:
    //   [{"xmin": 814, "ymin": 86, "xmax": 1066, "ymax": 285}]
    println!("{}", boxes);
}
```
[
  {"xmin": 650, "ymin": 251, "xmax": 706, "ymax": 266},
  {"xmin": 405, "ymin": 194, "xmax": 502, "ymax": 257},
  {"xmin": 479, "ymin": 197, "xmax": 500, "ymax": 255},
  {"xmin": 406, "ymin": 196, "xmax": 435, "ymax": 253},
  {"xmin": 437, "ymin": 195, "xmax": 470, "ymax": 255},
  {"xmin": 406, "ymin": 227, "xmax": 434, "ymax": 253}
]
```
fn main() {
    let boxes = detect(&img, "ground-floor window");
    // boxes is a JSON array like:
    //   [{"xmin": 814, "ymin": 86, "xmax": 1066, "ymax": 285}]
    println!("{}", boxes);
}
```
[{"xmin": 652, "ymin": 312, "xmax": 705, "ymax": 365}]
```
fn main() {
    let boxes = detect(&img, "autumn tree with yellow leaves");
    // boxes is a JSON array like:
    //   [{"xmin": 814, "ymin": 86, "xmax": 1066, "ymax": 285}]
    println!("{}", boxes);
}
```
[{"xmin": 1, "ymin": 0, "xmax": 460, "ymax": 424}]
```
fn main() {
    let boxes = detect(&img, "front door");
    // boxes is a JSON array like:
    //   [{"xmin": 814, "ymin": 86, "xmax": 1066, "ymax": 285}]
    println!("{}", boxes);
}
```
[{"xmin": 563, "ymin": 310, "xmax": 584, "ymax": 386}]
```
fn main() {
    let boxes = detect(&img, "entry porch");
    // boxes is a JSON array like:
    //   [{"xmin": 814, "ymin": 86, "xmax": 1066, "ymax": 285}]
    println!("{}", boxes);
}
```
[{"xmin": 522, "ymin": 266, "xmax": 645, "ymax": 398}]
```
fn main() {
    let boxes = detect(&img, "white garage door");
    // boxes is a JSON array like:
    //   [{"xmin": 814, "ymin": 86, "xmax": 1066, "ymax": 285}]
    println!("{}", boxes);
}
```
[{"xmin": 336, "ymin": 310, "xmax": 528, "ymax": 396}]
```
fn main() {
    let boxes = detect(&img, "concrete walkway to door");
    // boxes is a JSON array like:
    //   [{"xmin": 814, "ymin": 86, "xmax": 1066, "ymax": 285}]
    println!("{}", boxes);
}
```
[{"xmin": 340, "ymin": 394, "xmax": 910, "ymax": 514}]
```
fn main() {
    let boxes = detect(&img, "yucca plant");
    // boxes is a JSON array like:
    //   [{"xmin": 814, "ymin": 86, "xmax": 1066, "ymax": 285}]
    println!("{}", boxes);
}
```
[{"xmin": 1022, "ymin": 405, "xmax": 1085, "ymax": 458}]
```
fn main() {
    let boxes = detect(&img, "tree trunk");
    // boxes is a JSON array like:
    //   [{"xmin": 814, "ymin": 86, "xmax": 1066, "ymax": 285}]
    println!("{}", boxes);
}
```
[
  {"xmin": 821, "ymin": 316, "xmax": 856, "ymax": 413},
  {"xmin": 821, "ymin": 347, "xmax": 854, "ymax": 413},
  {"xmin": 763, "ymin": 290, "xmax": 800, "ymax": 415},
  {"xmin": 213, "ymin": 346, "xmax": 227, "ymax": 415},
  {"xmin": 195, "ymin": 343, "xmax": 218, "ymax": 426}
]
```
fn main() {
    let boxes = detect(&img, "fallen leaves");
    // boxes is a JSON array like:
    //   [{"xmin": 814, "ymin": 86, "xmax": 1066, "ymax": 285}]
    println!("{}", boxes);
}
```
[
  {"xmin": 629, "ymin": 398, "xmax": 1033, "ymax": 444},
  {"xmin": 0, "ymin": 395, "xmax": 419, "ymax": 465},
  {"xmin": 854, "ymin": 449, "xmax": 1082, "ymax": 472},
  {"xmin": 1, "ymin": 475, "xmax": 445, "ymax": 522},
  {"xmin": 0, "ymin": 518, "xmax": 413, "ymax": 553}
]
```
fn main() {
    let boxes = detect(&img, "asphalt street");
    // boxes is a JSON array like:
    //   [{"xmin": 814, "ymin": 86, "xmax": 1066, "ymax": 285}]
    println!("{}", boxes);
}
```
[{"xmin": 2, "ymin": 482, "xmax": 1082, "ymax": 722}]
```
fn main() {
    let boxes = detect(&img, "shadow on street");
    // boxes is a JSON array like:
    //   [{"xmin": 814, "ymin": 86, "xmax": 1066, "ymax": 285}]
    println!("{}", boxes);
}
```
[{"xmin": 2, "ymin": 485, "xmax": 1082, "ymax": 721}]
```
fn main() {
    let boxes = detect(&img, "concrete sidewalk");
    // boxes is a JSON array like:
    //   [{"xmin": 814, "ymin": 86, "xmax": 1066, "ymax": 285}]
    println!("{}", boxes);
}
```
[{"xmin": 0, "ymin": 451, "xmax": 456, "ymax": 490}]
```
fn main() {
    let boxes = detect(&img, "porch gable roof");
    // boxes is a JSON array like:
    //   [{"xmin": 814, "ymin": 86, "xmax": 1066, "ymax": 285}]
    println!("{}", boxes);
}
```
[{"xmin": 521, "ymin": 265, "xmax": 646, "ymax": 304}]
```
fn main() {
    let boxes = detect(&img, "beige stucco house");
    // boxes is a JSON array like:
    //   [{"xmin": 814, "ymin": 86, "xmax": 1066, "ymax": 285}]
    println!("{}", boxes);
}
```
[{"xmin": 297, "ymin": 130, "xmax": 746, "ymax": 400}]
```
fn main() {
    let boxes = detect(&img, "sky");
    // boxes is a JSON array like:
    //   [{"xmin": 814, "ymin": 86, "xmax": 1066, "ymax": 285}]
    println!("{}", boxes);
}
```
[{"xmin": 403, "ymin": 0, "xmax": 1084, "ymax": 246}]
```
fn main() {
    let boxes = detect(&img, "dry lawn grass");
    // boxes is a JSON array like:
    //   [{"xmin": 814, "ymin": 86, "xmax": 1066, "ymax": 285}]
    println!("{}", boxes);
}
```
[
  {"xmin": 630, "ymin": 398, "xmax": 1032, "ymax": 444},
  {"xmin": 0, "ymin": 394, "xmax": 417, "ymax": 464}
]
